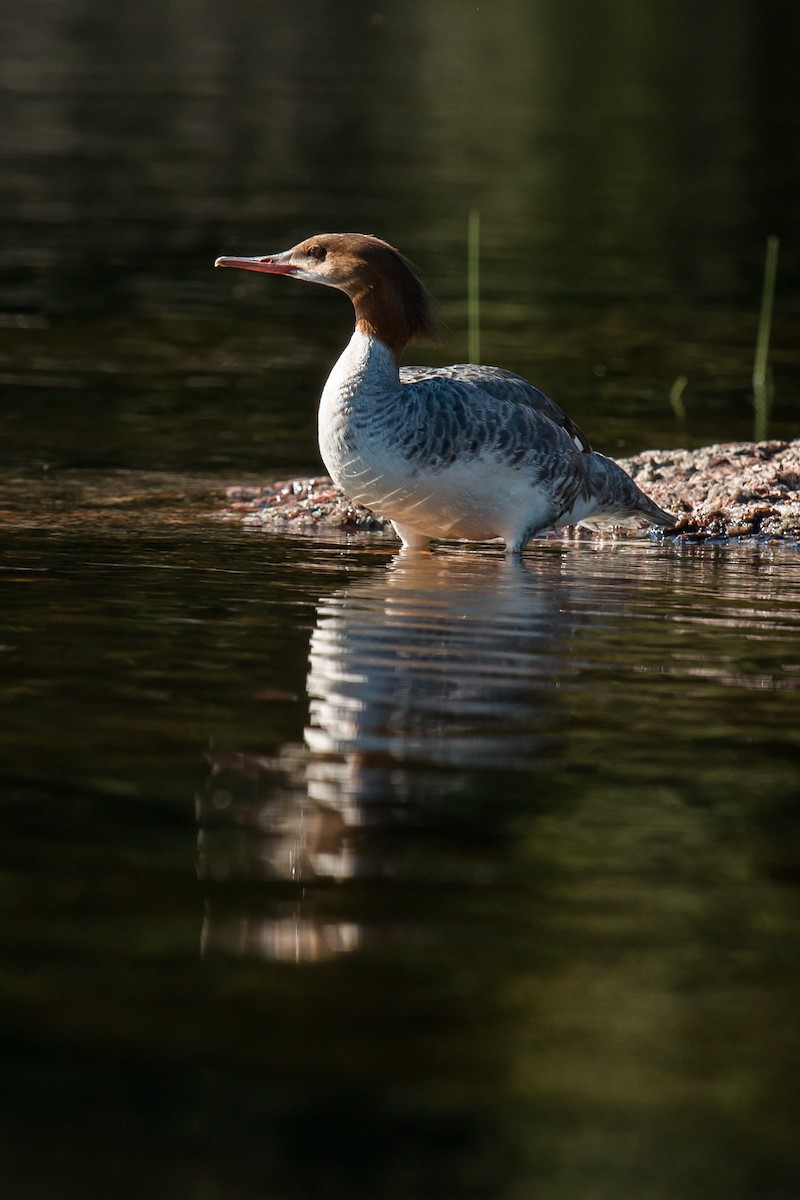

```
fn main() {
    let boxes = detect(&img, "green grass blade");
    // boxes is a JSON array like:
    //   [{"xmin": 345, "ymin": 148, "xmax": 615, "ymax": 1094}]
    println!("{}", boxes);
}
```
[{"xmin": 669, "ymin": 375, "xmax": 688, "ymax": 422}]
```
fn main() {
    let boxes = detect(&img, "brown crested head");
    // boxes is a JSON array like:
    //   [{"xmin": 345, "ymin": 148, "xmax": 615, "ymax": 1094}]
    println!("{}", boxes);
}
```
[{"xmin": 216, "ymin": 233, "xmax": 440, "ymax": 361}]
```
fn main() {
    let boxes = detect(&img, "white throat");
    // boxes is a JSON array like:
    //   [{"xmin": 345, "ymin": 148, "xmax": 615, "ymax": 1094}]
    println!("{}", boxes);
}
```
[{"xmin": 321, "ymin": 329, "xmax": 398, "ymax": 405}]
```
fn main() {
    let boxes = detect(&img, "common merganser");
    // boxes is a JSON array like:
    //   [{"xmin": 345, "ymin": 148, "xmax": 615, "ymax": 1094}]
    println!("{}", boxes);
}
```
[{"xmin": 215, "ymin": 233, "xmax": 676, "ymax": 551}]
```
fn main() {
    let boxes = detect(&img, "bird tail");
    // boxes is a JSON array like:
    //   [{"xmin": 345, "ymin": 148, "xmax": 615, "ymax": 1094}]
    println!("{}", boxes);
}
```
[{"xmin": 581, "ymin": 452, "xmax": 676, "ymax": 529}]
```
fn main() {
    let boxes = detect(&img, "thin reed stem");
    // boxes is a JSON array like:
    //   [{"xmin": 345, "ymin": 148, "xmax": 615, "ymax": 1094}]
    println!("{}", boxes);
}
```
[
  {"xmin": 753, "ymin": 235, "xmax": 779, "ymax": 441},
  {"xmin": 753, "ymin": 236, "xmax": 779, "ymax": 391},
  {"xmin": 467, "ymin": 210, "xmax": 481, "ymax": 365}
]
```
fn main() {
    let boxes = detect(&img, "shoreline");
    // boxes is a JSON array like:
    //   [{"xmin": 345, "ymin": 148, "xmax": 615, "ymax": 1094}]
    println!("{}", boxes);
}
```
[{"xmin": 224, "ymin": 439, "xmax": 800, "ymax": 543}]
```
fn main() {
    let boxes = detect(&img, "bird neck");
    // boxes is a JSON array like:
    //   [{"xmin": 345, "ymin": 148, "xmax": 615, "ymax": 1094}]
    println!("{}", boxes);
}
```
[
  {"xmin": 351, "ymin": 280, "xmax": 413, "ymax": 366},
  {"xmin": 343, "ymin": 255, "xmax": 438, "ymax": 365}
]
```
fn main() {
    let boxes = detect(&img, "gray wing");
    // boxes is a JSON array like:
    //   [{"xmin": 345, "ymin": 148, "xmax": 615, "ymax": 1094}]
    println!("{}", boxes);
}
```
[
  {"xmin": 391, "ymin": 365, "xmax": 594, "ymax": 516},
  {"xmin": 388, "ymin": 365, "xmax": 672, "ymax": 529},
  {"xmin": 399, "ymin": 364, "xmax": 593, "ymax": 453}
]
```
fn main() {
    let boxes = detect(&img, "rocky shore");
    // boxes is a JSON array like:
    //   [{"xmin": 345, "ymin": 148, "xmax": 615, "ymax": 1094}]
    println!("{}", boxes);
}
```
[{"xmin": 224, "ymin": 439, "xmax": 800, "ymax": 543}]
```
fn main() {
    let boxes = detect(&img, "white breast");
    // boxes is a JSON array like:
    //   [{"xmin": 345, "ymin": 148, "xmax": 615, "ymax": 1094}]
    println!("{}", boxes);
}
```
[{"xmin": 318, "ymin": 331, "xmax": 414, "ymax": 507}]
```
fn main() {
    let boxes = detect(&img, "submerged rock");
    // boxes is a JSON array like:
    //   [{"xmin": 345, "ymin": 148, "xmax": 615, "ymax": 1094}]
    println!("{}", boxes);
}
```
[{"xmin": 225, "ymin": 439, "xmax": 800, "ymax": 543}]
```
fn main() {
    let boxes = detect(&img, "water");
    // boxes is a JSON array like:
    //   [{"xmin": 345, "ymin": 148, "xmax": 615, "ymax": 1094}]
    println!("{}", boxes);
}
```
[
  {"xmin": 2, "ymin": 527, "xmax": 800, "ymax": 1198},
  {"xmin": 2, "ymin": 1, "xmax": 800, "ymax": 1197},
  {"xmin": 2, "ymin": 0, "xmax": 799, "ymax": 470}
]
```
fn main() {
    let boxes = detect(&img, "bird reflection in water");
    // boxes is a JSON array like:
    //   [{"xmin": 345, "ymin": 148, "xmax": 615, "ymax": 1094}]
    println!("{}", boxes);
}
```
[{"xmin": 197, "ymin": 547, "xmax": 596, "ymax": 962}]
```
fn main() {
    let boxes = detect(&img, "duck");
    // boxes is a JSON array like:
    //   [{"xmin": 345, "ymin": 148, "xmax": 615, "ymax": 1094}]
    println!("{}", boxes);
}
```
[{"xmin": 215, "ymin": 233, "xmax": 675, "ymax": 551}]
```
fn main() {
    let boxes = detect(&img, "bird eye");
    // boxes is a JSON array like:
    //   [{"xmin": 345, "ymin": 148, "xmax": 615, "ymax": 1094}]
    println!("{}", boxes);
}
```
[{"xmin": 307, "ymin": 245, "xmax": 326, "ymax": 262}]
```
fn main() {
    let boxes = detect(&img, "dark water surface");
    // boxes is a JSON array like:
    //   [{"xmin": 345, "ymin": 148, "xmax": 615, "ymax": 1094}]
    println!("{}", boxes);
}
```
[
  {"xmin": 2, "ymin": 1, "xmax": 800, "ymax": 1197},
  {"xmin": 2, "ymin": 524, "xmax": 800, "ymax": 1199},
  {"xmin": 2, "ymin": 0, "xmax": 800, "ymax": 469}
]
